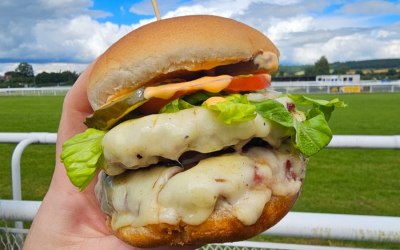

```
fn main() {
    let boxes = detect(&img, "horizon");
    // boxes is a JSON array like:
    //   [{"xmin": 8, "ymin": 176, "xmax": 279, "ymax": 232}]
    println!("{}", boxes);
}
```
[
  {"xmin": 1, "ymin": 0, "xmax": 400, "ymax": 74},
  {"xmin": 2, "ymin": 57, "xmax": 400, "ymax": 77}
]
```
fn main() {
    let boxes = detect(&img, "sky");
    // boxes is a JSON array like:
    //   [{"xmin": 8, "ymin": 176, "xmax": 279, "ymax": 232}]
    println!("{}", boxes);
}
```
[{"xmin": 0, "ymin": 0, "xmax": 400, "ymax": 75}]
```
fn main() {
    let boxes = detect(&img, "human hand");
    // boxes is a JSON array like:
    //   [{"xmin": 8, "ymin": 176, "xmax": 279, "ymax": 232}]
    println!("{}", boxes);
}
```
[{"xmin": 23, "ymin": 63, "xmax": 198, "ymax": 250}]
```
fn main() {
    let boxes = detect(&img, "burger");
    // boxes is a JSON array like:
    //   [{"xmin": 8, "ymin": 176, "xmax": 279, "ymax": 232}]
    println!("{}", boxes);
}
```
[{"xmin": 61, "ymin": 15, "xmax": 344, "ymax": 248}]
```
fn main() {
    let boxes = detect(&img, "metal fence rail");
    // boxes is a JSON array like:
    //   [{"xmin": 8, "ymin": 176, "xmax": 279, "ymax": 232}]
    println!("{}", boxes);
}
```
[
  {"xmin": 1, "ymin": 132, "xmax": 400, "ymax": 249},
  {"xmin": 1, "ymin": 80, "xmax": 400, "ymax": 96},
  {"xmin": 0, "ymin": 86, "xmax": 70, "ymax": 96},
  {"xmin": 271, "ymin": 80, "xmax": 400, "ymax": 94}
]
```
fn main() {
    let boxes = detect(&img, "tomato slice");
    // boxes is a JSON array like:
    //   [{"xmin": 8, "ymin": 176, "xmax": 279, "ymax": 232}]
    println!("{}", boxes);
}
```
[{"xmin": 225, "ymin": 74, "xmax": 271, "ymax": 92}]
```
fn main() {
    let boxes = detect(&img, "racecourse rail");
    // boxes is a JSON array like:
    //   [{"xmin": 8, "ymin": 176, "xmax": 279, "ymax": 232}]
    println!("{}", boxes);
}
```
[
  {"xmin": 1, "ymin": 132, "xmax": 400, "ymax": 249},
  {"xmin": 0, "ymin": 79, "xmax": 400, "ymax": 96}
]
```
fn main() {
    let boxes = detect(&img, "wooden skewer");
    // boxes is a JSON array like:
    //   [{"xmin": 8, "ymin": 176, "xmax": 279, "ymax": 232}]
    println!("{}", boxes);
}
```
[{"xmin": 151, "ymin": 0, "xmax": 161, "ymax": 20}]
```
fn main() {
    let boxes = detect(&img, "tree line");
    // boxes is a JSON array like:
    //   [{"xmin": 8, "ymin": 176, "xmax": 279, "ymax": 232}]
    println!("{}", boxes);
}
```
[
  {"xmin": 276, "ymin": 56, "xmax": 400, "ymax": 81},
  {"xmin": 0, "ymin": 62, "xmax": 80, "ymax": 88}
]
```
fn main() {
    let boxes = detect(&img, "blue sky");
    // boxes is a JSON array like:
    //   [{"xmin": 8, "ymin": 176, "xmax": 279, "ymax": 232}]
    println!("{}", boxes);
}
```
[
  {"xmin": 91, "ymin": 0, "xmax": 192, "ymax": 24},
  {"xmin": 0, "ymin": 0, "xmax": 399, "ymax": 74},
  {"xmin": 90, "ymin": 0, "xmax": 148, "ymax": 24}
]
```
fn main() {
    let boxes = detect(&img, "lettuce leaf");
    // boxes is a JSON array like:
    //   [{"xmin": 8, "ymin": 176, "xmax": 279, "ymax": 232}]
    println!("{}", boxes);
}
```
[
  {"xmin": 294, "ymin": 110, "xmax": 333, "ymax": 156},
  {"xmin": 287, "ymin": 94, "xmax": 346, "ymax": 121},
  {"xmin": 60, "ymin": 128, "xmax": 106, "ymax": 191},
  {"xmin": 160, "ymin": 98, "xmax": 194, "ymax": 113},
  {"xmin": 183, "ymin": 91, "xmax": 217, "ymax": 105},
  {"xmin": 253, "ymin": 99, "xmax": 294, "ymax": 128},
  {"xmin": 203, "ymin": 94, "xmax": 256, "ymax": 124},
  {"xmin": 160, "ymin": 91, "xmax": 217, "ymax": 113},
  {"xmin": 251, "ymin": 95, "xmax": 344, "ymax": 156}
]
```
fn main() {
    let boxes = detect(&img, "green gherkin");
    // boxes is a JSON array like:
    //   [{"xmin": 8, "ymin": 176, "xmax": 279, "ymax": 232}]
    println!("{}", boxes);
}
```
[{"xmin": 84, "ymin": 87, "xmax": 147, "ymax": 130}]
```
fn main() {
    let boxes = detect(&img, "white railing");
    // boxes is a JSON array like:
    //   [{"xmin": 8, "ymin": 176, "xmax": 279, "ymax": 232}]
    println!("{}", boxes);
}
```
[
  {"xmin": 1, "ymin": 80, "xmax": 400, "ymax": 96},
  {"xmin": 1, "ymin": 132, "xmax": 400, "ymax": 249},
  {"xmin": 0, "ymin": 86, "xmax": 70, "ymax": 96},
  {"xmin": 271, "ymin": 80, "xmax": 400, "ymax": 94}
]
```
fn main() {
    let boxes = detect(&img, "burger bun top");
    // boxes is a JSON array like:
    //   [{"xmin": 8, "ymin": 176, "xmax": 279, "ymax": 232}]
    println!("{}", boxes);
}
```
[{"xmin": 87, "ymin": 15, "xmax": 279, "ymax": 110}]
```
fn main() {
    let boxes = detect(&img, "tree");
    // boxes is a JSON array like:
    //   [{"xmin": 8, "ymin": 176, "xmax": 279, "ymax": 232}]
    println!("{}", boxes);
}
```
[
  {"xmin": 3, "ymin": 62, "xmax": 36, "ymax": 86},
  {"xmin": 15, "ymin": 62, "xmax": 34, "ymax": 77},
  {"xmin": 35, "ymin": 70, "xmax": 79, "ymax": 86},
  {"xmin": 332, "ymin": 64, "xmax": 350, "ymax": 75},
  {"xmin": 314, "ymin": 56, "xmax": 330, "ymax": 75},
  {"xmin": 304, "ymin": 66, "xmax": 316, "ymax": 76},
  {"xmin": 355, "ymin": 69, "xmax": 364, "ymax": 76},
  {"xmin": 387, "ymin": 68, "xmax": 398, "ymax": 80},
  {"xmin": 303, "ymin": 56, "xmax": 330, "ymax": 76}
]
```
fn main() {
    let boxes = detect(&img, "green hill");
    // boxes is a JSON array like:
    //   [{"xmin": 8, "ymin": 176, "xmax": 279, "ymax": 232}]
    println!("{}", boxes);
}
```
[
  {"xmin": 278, "ymin": 58, "xmax": 400, "ymax": 79},
  {"xmin": 331, "ymin": 58, "xmax": 400, "ymax": 70}
]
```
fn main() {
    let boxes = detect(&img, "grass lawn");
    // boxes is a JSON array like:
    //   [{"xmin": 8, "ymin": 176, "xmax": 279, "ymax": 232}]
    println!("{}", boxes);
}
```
[
  {"xmin": 291, "ymin": 93, "xmax": 400, "ymax": 216},
  {"xmin": 1, "ymin": 93, "xmax": 399, "ymax": 248},
  {"xmin": 0, "ymin": 96, "xmax": 63, "ymax": 200}
]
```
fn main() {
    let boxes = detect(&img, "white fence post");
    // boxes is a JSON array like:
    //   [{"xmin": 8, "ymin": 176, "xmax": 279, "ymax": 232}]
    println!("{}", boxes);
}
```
[{"xmin": 4, "ymin": 133, "xmax": 56, "ymax": 231}]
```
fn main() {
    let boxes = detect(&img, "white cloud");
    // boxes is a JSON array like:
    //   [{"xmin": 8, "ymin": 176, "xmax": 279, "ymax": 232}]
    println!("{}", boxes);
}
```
[
  {"xmin": 161, "ymin": 0, "xmax": 251, "ymax": 18},
  {"xmin": 0, "ymin": 0, "xmax": 135, "ymax": 74},
  {"xmin": 233, "ymin": 0, "xmax": 400, "ymax": 64},
  {"xmin": 0, "ymin": 63, "xmax": 19, "ymax": 76},
  {"xmin": 266, "ymin": 16, "xmax": 314, "ymax": 41},
  {"xmin": 30, "ymin": 16, "xmax": 133, "ymax": 62},
  {"xmin": 288, "ymin": 24, "xmax": 400, "ymax": 65}
]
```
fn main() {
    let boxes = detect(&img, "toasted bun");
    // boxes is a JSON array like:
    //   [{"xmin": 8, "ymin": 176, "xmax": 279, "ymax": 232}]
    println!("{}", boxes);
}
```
[
  {"xmin": 111, "ymin": 194, "xmax": 298, "ymax": 248},
  {"xmin": 87, "ymin": 15, "xmax": 280, "ymax": 110}
]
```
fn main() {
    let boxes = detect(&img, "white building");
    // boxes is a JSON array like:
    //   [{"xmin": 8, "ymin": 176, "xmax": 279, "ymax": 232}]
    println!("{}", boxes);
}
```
[{"xmin": 316, "ymin": 74, "xmax": 360, "ymax": 85}]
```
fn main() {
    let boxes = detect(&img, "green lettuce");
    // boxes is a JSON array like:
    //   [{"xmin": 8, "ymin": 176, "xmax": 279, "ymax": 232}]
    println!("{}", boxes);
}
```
[
  {"xmin": 160, "ymin": 98, "xmax": 194, "ymax": 113},
  {"xmin": 252, "ymin": 96, "xmax": 343, "ymax": 156},
  {"xmin": 294, "ymin": 110, "xmax": 332, "ymax": 157},
  {"xmin": 160, "ymin": 91, "xmax": 216, "ymax": 113},
  {"xmin": 183, "ymin": 91, "xmax": 217, "ymax": 105},
  {"xmin": 252, "ymin": 99, "xmax": 294, "ymax": 128},
  {"xmin": 60, "ymin": 128, "xmax": 106, "ymax": 191},
  {"xmin": 203, "ymin": 94, "xmax": 257, "ymax": 124},
  {"xmin": 287, "ymin": 94, "xmax": 347, "ymax": 121}
]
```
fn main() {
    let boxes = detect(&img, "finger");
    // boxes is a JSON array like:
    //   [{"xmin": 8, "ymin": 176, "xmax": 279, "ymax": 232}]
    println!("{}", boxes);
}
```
[
  {"xmin": 51, "ymin": 62, "xmax": 96, "ymax": 191},
  {"xmin": 58, "ymin": 61, "xmax": 96, "ymax": 141}
]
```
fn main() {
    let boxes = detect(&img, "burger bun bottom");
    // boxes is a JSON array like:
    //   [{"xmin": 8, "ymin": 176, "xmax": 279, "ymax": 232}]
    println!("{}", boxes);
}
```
[{"xmin": 110, "ymin": 194, "xmax": 298, "ymax": 248}]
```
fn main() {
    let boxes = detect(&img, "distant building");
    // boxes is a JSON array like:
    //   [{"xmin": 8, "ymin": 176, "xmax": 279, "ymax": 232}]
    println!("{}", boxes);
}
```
[{"xmin": 316, "ymin": 74, "xmax": 360, "ymax": 85}]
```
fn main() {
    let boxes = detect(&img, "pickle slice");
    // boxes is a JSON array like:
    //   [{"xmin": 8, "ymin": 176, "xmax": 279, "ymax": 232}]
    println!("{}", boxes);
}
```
[{"xmin": 84, "ymin": 87, "xmax": 147, "ymax": 130}]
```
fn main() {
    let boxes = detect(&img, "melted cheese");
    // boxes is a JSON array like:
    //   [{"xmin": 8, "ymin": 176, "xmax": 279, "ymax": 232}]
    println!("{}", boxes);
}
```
[
  {"xmin": 143, "ymin": 75, "xmax": 232, "ymax": 100},
  {"xmin": 157, "ymin": 154, "xmax": 272, "ymax": 226},
  {"xmin": 95, "ymin": 147, "xmax": 306, "ymax": 230},
  {"xmin": 102, "ymin": 107, "xmax": 271, "ymax": 171}
]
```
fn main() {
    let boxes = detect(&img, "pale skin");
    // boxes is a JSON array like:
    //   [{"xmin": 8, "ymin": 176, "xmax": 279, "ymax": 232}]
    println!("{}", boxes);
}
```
[{"xmin": 23, "ymin": 63, "xmax": 198, "ymax": 250}]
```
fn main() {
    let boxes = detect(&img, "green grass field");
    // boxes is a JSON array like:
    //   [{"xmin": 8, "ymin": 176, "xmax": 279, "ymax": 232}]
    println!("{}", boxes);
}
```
[
  {"xmin": 1, "ymin": 93, "xmax": 400, "ymax": 248},
  {"xmin": 0, "ymin": 96, "xmax": 63, "ymax": 200}
]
